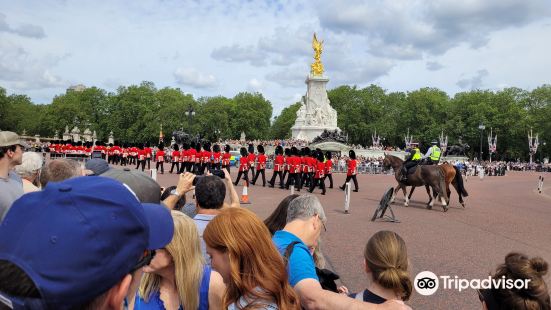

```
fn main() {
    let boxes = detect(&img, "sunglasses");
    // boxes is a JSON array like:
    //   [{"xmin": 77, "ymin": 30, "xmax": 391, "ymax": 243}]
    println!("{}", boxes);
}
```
[{"xmin": 130, "ymin": 250, "xmax": 156, "ymax": 273}]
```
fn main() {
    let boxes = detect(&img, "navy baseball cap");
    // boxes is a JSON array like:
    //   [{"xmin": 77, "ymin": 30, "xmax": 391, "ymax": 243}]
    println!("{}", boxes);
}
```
[{"xmin": 0, "ymin": 176, "xmax": 174, "ymax": 309}]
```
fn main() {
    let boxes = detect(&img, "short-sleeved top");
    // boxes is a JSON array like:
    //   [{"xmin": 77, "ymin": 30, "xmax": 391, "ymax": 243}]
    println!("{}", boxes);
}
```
[
  {"xmin": 0, "ymin": 171, "xmax": 24, "ymax": 221},
  {"xmin": 272, "ymin": 230, "xmax": 318, "ymax": 287},
  {"xmin": 134, "ymin": 265, "xmax": 211, "ymax": 310},
  {"xmin": 350, "ymin": 289, "xmax": 386, "ymax": 304},
  {"xmin": 194, "ymin": 213, "xmax": 217, "ymax": 265}
]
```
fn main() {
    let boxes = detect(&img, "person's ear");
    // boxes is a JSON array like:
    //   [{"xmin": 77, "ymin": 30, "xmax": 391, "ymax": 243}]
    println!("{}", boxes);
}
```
[{"xmin": 105, "ymin": 274, "xmax": 132, "ymax": 310}]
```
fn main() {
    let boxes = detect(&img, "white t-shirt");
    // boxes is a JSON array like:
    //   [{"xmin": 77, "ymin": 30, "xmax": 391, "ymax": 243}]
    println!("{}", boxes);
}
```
[{"xmin": 0, "ymin": 171, "xmax": 24, "ymax": 221}]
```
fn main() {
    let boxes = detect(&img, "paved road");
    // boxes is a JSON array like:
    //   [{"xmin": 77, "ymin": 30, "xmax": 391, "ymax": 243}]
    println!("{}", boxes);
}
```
[{"xmin": 150, "ymin": 166, "xmax": 551, "ymax": 309}]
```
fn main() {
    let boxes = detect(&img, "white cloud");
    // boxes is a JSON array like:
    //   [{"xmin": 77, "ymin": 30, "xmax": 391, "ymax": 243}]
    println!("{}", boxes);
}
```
[
  {"xmin": 247, "ymin": 78, "xmax": 263, "ymax": 92},
  {"xmin": 426, "ymin": 61, "xmax": 444, "ymax": 71},
  {"xmin": 174, "ymin": 68, "xmax": 217, "ymax": 89},
  {"xmin": 457, "ymin": 69, "xmax": 489, "ymax": 89},
  {"xmin": 0, "ymin": 12, "xmax": 46, "ymax": 39}
]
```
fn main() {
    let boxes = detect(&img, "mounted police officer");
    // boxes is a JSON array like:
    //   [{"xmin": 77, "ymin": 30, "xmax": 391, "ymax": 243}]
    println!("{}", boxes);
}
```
[
  {"xmin": 401, "ymin": 142, "xmax": 421, "ymax": 182},
  {"xmin": 423, "ymin": 141, "xmax": 441, "ymax": 165}
]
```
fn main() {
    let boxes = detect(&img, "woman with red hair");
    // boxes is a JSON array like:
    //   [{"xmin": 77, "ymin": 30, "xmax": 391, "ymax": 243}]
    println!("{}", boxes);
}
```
[{"xmin": 203, "ymin": 208, "xmax": 300, "ymax": 310}]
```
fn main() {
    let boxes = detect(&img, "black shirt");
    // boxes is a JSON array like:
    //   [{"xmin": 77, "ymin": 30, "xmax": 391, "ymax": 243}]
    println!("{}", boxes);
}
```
[{"xmin": 350, "ymin": 289, "xmax": 387, "ymax": 304}]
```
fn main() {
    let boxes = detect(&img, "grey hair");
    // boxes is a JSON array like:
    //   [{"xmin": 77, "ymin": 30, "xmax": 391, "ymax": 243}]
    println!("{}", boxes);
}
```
[
  {"xmin": 40, "ymin": 159, "xmax": 82, "ymax": 188},
  {"xmin": 286, "ymin": 194, "xmax": 326, "ymax": 223},
  {"xmin": 15, "ymin": 152, "xmax": 43, "ymax": 178}
]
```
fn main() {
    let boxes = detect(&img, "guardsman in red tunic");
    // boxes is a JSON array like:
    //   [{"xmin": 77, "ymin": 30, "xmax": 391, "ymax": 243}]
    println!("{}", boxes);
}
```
[
  {"xmin": 247, "ymin": 144, "xmax": 256, "ymax": 181},
  {"xmin": 285, "ymin": 147, "xmax": 301, "ymax": 191},
  {"xmin": 121, "ymin": 143, "xmax": 128, "ymax": 166},
  {"xmin": 188, "ymin": 142, "xmax": 197, "ymax": 174},
  {"xmin": 195, "ymin": 142, "xmax": 203, "ymax": 174},
  {"xmin": 281, "ymin": 148, "xmax": 291, "ymax": 188},
  {"xmin": 233, "ymin": 147, "xmax": 250, "ymax": 185},
  {"xmin": 155, "ymin": 143, "xmax": 165, "ymax": 174},
  {"xmin": 170, "ymin": 144, "xmax": 180, "ymax": 174},
  {"xmin": 136, "ymin": 144, "xmax": 146, "ymax": 171},
  {"xmin": 308, "ymin": 150, "xmax": 326, "ymax": 195},
  {"xmin": 178, "ymin": 143, "xmax": 188, "ymax": 174},
  {"xmin": 340, "ymin": 150, "xmax": 359, "ymax": 192},
  {"xmin": 201, "ymin": 143, "xmax": 212, "ymax": 175},
  {"xmin": 252, "ymin": 145, "xmax": 267, "ymax": 186},
  {"xmin": 221, "ymin": 144, "xmax": 232, "ymax": 173},
  {"xmin": 143, "ymin": 142, "xmax": 152, "ymax": 169},
  {"xmin": 212, "ymin": 144, "xmax": 222, "ymax": 170},
  {"xmin": 323, "ymin": 151, "xmax": 334, "ymax": 188},
  {"xmin": 268, "ymin": 145, "xmax": 284, "ymax": 188}
]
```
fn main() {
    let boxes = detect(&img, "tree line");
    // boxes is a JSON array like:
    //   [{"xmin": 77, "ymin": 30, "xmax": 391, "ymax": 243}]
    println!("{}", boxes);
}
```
[{"xmin": 1, "ymin": 82, "xmax": 550, "ymax": 161}]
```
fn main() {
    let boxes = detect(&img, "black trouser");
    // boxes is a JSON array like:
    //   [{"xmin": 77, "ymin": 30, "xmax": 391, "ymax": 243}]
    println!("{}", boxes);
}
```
[
  {"xmin": 301, "ymin": 172, "xmax": 310, "ymax": 187},
  {"xmin": 146, "ymin": 158, "xmax": 151, "ymax": 169},
  {"xmin": 121, "ymin": 157, "xmax": 127, "ymax": 166},
  {"xmin": 222, "ymin": 164, "xmax": 230, "ymax": 174},
  {"xmin": 309, "ymin": 178, "xmax": 326, "ymax": 194},
  {"xmin": 193, "ymin": 163, "xmax": 201, "ymax": 174},
  {"xmin": 252, "ymin": 169, "xmax": 266, "ymax": 186},
  {"xmin": 234, "ymin": 169, "xmax": 249, "ymax": 185},
  {"xmin": 282, "ymin": 170, "xmax": 288, "ymax": 186},
  {"xmin": 137, "ymin": 160, "xmax": 145, "ymax": 171},
  {"xmin": 402, "ymin": 160, "xmax": 419, "ymax": 177},
  {"xmin": 323, "ymin": 174, "xmax": 333, "ymax": 188},
  {"xmin": 248, "ymin": 167, "xmax": 255, "ymax": 181},
  {"xmin": 342, "ymin": 175, "xmax": 359, "ymax": 191},
  {"xmin": 285, "ymin": 173, "xmax": 301, "ymax": 190},
  {"xmin": 156, "ymin": 161, "xmax": 164, "ymax": 173},
  {"xmin": 269, "ymin": 171, "xmax": 283, "ymax": 187},
  {"xmin": 170, "ymin": 162, "xmax": 179, "ymax": 173}
]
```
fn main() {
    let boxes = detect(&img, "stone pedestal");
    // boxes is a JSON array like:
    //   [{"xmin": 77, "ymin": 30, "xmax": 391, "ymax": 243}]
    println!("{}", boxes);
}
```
[{"xmin": 291, "ymin": 75, "xmax": 340, "ymax": 141}]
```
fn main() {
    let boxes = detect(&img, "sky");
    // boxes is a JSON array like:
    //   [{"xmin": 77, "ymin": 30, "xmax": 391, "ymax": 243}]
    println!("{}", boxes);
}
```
[{"xmin": 1, "ymin": 0, "xmax": 550, "ymax": 116}]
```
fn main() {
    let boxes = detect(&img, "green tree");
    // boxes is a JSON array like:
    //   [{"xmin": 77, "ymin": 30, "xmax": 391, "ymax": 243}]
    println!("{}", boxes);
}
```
[{"xmin": 270, "ymin": 102, "xmax": 301, "ymax": 139}]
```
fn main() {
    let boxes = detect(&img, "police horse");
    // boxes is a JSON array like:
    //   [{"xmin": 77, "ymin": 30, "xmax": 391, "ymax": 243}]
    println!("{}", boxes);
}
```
[
  {"xmin": 383, "ymin": 154, "xmax": 450, "ymax": 211},
  {"xmin": 383, "ymin": 154, "xmax": 469, "ymax": 211}
]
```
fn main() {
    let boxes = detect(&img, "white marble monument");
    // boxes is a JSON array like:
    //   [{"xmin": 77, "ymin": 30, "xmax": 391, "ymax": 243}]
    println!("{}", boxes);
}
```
[{"xmin": 291, "ymin": 34, "xmax": 340, "ymax": 142}]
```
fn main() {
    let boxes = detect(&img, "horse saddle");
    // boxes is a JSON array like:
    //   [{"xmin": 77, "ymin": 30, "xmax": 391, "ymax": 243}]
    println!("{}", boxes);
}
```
[{"xmin": 406, "ymin": 165, "xmax": 419, "ymax": 175}]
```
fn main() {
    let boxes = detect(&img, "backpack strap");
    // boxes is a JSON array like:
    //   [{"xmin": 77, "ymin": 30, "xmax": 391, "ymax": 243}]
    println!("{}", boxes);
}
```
[
  {"xmin": 284, "ymin": 241, "xmax": 302, "ymax": 264},
  {"xmin": 355, "ymin": 290, "xmax": 365, "ymax": 301}
]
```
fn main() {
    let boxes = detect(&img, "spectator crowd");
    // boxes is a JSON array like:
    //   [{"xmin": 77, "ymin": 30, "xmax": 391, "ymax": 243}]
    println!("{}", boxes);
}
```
[{"xmin": 1, "ymin": 130, "xmax": 550, "ymax": 310}]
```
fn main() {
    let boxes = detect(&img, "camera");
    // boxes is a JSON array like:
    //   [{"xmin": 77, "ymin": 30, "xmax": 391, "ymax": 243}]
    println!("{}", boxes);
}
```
[{"xmin": 192, "ymin": 169, "xmax": 225, "ymax": 185}]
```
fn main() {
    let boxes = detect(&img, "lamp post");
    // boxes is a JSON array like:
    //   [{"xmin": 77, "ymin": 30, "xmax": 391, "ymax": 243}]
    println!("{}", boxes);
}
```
[
  {"xmin": 488, "ymin": 128, "xmax": 497, "ymax": 163},
  {"xmin": 528, "ymin": 128, "xmax": 539, "ymax": 165},
  {"xmin": 478, "ymin": 123, "xmax": 485, "ymax": 161},
  {"xmin": 214, "ymin": 129, "xmax": 221, "ymax": 142},
  {"xmin": 184, "ymin": 105, "xmax": 195, "ymax": 135}
]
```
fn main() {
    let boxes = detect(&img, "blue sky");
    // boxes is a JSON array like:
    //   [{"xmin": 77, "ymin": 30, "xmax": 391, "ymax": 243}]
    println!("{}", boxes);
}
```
[{"xmin": 1, "ymin": 0, "xmax": 550, "ymax": 115}]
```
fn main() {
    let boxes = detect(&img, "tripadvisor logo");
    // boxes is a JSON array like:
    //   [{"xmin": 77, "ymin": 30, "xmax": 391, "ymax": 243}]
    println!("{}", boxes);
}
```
[{"xmin": 414, "ymin": 271, "xmax": 531, "ymax": 296}]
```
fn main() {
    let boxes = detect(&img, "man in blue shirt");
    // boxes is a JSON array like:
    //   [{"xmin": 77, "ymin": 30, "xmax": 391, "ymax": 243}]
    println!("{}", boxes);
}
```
[{"xmin": 272, "ymin": 195, "xmax": 410, "ymax": 310}]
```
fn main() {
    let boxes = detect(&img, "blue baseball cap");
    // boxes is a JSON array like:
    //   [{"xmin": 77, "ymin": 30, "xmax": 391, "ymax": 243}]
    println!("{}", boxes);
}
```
[{"xmin": 0, "ymin": 176, "xmax": 174, "ymax": 309}]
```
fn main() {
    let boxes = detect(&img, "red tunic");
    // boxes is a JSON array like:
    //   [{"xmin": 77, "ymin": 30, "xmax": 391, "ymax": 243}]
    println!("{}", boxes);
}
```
[
  {"xmin": 291, "ymin": 156, "xmax": 301, "ymax": 174},
  {"xmin": 301, "ymin": 157, "xmax": 308, "ymax": 173},
  {"xmin": 315, "ymin": 161, "xmax": 325, "ymax": 179},
  {"xmin": 238, "ymin": 156, "xmax": 249, "ymax": 172},
  {"xmin": 156, "ymin": 150, "xmax": 165, "ymax": 162},
  {"xmin": 138, "ymin": 149, "xmax": 145, "ymax": 161},
  {"xmin": 308, "ymin": 157, "xmax": 316, "ymax": 173},
  {"xmin": 325, "ymin": 159, "xmax": 333, "ymax": 174},
  {"xmin": 256, "ymin": 154, "xmax": 267, "ymax": 170},
  {"xmin": 189, "ymin": 149, "xmax": 197, "ymax": 163},
  {"xmin": 247, "ymin": 153, "xmax": 256, "ymax": 167},
  {"xmin": 273, "ymin": 155, "xmax": 284, "ymax": 171},
  {"xmin": 144, "ymin": 147, "xmax": 152, "ymax": 159},
  {"xmin": 283, "ymin": 156, "xmax": 290, "ymax": 171},
  {"xmin": 347, "ymin": 159, "xmax": 357, "ymax": 176},
  {"xmin": 202, "ymin": 151, "xmax": 212, "ymax": 164},
  {"xmin": 171, "ymin": 151, "xmax": 180, "ymax": 162},
  {"xmin": 213, "ymin": 152, "xmax": 221, "ymax": 164},
  {"xmin": 222, "ymin": 152, "xmax": 231, "ymax": 166}
]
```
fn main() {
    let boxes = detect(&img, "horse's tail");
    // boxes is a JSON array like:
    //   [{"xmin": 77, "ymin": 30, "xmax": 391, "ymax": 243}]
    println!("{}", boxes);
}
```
[
  {"xmin": 438, "ymin": 168, "xmax": 448, "ymax": 202},
  {"xmin": 453, "ymin": 165, "xmax": 469, "ymax": 197}
]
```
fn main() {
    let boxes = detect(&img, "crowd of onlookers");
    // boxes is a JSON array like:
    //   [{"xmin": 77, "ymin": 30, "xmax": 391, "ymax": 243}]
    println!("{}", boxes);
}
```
[{"xmin": 2, "ymin": 130, "xmax": 551, "ymax": 309}]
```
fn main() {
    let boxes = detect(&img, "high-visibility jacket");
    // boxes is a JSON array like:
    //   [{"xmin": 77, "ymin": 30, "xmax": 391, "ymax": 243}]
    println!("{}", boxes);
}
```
[
  {"xmin": 429, "ymin": 146, "xmax": 441, "ymax": 161},
  {"xmin": 411, "ymin": 148, "xmax": 421, "ymax": 161}
]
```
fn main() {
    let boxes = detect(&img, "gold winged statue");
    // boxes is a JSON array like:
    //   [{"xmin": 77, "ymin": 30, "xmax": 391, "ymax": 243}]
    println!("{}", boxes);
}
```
[{"xmin": 311, "ymin": 33, "xmax": 324, "ymax": 76}]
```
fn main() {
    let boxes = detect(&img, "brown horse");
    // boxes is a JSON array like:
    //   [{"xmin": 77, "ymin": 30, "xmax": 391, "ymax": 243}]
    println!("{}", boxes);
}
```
[
  {"xmin": 406, "ymin": 162, "xmax": 469, "ymax": 208},
  {"xmin": 382, "ymin": 154, "xmax": 449, "ymax": 211}
]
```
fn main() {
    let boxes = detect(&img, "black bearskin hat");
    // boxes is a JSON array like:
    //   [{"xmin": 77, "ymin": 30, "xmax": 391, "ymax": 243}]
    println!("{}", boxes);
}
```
[
  {"xmin": 213, "ymin": 144, "xmax": 220, "ymax": 153},
  {"xmin": 349, "ymin": 149, "xmax": 356, "ymax": 159},
  {"xmin": 275, "ymin": 145, "xmax": 283, "ymax": 155},
  {"xmin": 248, "ymin": 143, "xmax": 255, "ymax": 154},
  {"xmin": 240, "ymin": 147, "xmax": 248, "ymax": 157},
  {"xmin": 291, "ymin": 147, "xmax": 299, "ymax": 156},
  {"xmin": 173, "ymin": 144, "xmax": 179, "ymax": 151},
  {"xmin": 284, "ymin": 148, "xmax": 291, "ymax": 156},
  {"xmin": 257, "ymin": 145, "xmax": 265, "ymax": 154},
  {"xmin": 224, "ymin": 144, "xmax": 231, "ymax": 153},
  {"xmin": 195, "ymin": 142, "xmax": 201, "ymax": 152}
]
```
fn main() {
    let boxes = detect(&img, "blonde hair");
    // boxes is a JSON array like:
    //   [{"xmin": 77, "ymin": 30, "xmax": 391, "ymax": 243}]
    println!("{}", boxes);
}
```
[
  {"xmin": 204, "ymin": 208, "xmax": 300, "ymax": 310},
  {"xmin": 139, "ymin": 211, "xmax": 205, "ymax": 309},
  {"xmin": 365, "ymin": 230, "xmax": 412, "ymax": 301}
]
